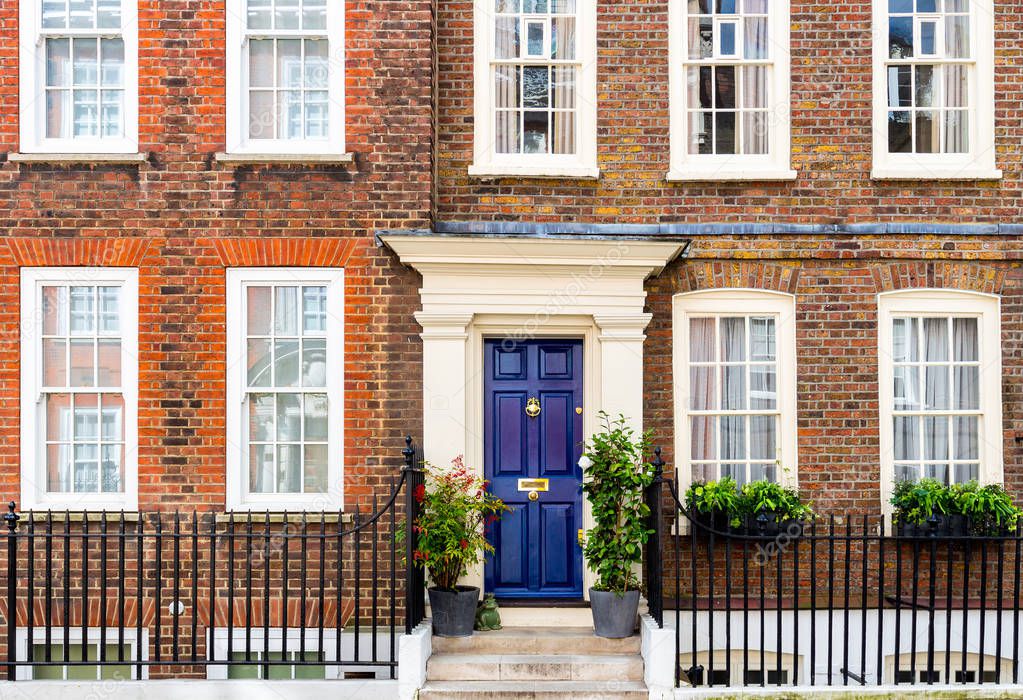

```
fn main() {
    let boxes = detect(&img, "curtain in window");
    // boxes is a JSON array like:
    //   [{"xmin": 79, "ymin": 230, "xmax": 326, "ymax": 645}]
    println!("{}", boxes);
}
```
[{"xmin": 741, "ymin": 65, "xmax": 767, "ymax": 154}]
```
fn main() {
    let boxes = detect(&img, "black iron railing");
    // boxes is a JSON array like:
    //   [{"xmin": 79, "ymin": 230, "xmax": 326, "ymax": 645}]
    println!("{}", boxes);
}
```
[
  {"xmin": 1, "ymin": 437, "xmax": 426, "ymax": 681},
  {"xmin": 643, "ymin": 465, "xmax": 1023, "ymax": 689}
]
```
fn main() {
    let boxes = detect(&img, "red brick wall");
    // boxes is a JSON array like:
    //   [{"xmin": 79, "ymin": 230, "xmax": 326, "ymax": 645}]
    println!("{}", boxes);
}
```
[{"xmin": 0, "ymin": 0, "xmax": 432, "ymax": 509}]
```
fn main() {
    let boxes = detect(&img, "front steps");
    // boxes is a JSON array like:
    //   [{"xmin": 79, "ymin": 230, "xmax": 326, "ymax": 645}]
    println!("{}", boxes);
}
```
[{"xmin": 420, "ymin": 627, "xmax": 648, "ymax": 699}]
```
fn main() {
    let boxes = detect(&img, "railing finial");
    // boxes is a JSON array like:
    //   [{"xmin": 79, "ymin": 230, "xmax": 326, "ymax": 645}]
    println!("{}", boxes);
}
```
[
  {"xmin": 4, "ymin": 501, "xmax": 18, "ymax": 533},
  {"xmin": 402, "ymin": 435, "xmax": 415, "ymax": 470}
]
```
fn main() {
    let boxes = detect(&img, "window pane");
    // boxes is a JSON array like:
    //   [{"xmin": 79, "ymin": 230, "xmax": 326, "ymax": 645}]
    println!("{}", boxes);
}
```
[
  {"xmin": 302, "ymin": 338, "xmax": 326, "ymax": 387},
  {"xmin": 279, "ymin": 89, "xmax": 302, "ymax": 138},
  {"xmin": 97, "ymin": 339, "xmax": 121, "ymax": 386},
  {"xmin": 43, "ymin": 0, "xmax": 68, "ymax": 28},
  {"xmin": 74, "ymin": 443, "xmax": 100, "ymax": 492},
  {"xmin": 691, "ymin": 416, "xmax": 716, "ymax": 461},
  {"xmin": 303, "ymin": 0, "xmax": 327, "ymax": 29},
  {"xmin": 304, "ymin": 444, "xmax": 327, "ymax": 493},
  {"xmin": 722, "ymin": 365, "xmax": 747, "ymax": 410},
  {"xmin": 495, "ymin": 66, "xmax": 519, "ymax": 108},
  {"xmin": 551, "ymin": 66, "xmax": 574, "ymax": 108},
  {"xmin": 750, "ymin": 463, "xmax": 776, "ymax": 482},
  {"xmin": 247, "ymin": 286, "xmax": 272, "ymax": 335},
  {"xmin": 247, "ymin": 339, "xmax": 272, "ymax": 387},
  {"xmin": 750, "ymin": 415, "xmax": 775, "ymax": 460},
  {"xmin": 750, "ymin": 365, "xmax": 776, "ymax": 409},
  {"xmin": 953, "ymin": 415, "xmax": 978, "ymax": 460},
  {"xmin": 889, "ymin": 17, "xmax": 913, "ymax": 58},
  {"xmin": 689, "ymin": 318, "xmax": 715, "ymax": 362},
  {"xmin": 749, "ymin": 317, "xmax": 775, "ymax": 360},
  {"xmin": 954, "ymin": 365, "xmax": 979, "ymax": 410},
  {"xmin": 100, "ymin": 39, "xmax": 124, "ymax": 87},
  {"xmin": 914, "ymin": 65, "xmax": 933, "ymax": 107},
  {"xmin": 495, "ymin": 17, "xmax": 520, "ymax": 59},
  {"xmin": 275, "ymin": 287, "xmax": 299, "ymax": 335},
  {"xmin": 720, "ymin": 415, "xmax": 746, "ymax": 460},
  {"xmin": 278, "ymin": 39, "xmax": 303, "ymax": 88},
  {"xmin": 551, "ymin": 17, "xmax": 575, "ymax": 59},
  {"xmin": 249, "ymin": 444, "xmax": 275, "ymax": 493},
  {"xmin": 69, "ymin": 0, "xmax": 94, "ymax": 29},
  {"xmin": 305, "ymin": 91, "xmax": 328, "ymax": 138},
  {"xmin": 97, "ymin": 0, "xmax": 121, "ymax": 28},
  {"xmin": 914, "ymin": 110, "xmax": 938, "ymax": 153},
  {"xmin": 275, "ymin": 0, "xmax": 301, "ymax": 30},
  {"xmin": 73, "ymin": 89, "xmax": 100, "ymax": 137},
  {"xmin": 302, "ymin": 286, "xmax": 327, "ymax": 332},
  {"xmin": 46, "ymin": 393, "xmax": 73, "ymax": 442},
  {"xmin": 953, "ymin": 317, "xmax": 978, "ymax": 361},
  {"xmin": 888, "ymin": 66, "xmax": 911, "ymax": 107},
  {"xmin": 249, "ymin": 394, "xmax": 275, "ymax": 442},
  {"xmin": 276, "ymin": 393, "xmax": 301, "ymax": 442},
  {"xmin": 249, "ymin": 90, "xmax": 274, "ymax": 139},
  {"xmin": 274, "ymin": 340, "xmax": 300, "ymax": 387},
  {"xmin": 714, "ymin": 66, "xmax": 736, "ymax": 108},
  {"xmin": 690, "ymin": 366, "xmax": 715, "ymax": 410},
  {"xmin": 249, "ymin": 40, "xmax": 274, "ymax": 89},
  {"xmin": 277, "ymin": 444, "xmax": 302, "ymax": 492},
  {"xmin": 70, "ymin": 287, "xmax": 95, "ymax": 334},
  {"xmin": 47, "ymin": 39, "xmax": 71, "ymax": 88},
  {"xmin": 720, "ymin": 317, "xmax": 745, "ymax": 361},
  {"xmin": 495, "ymin": 111, "xmax": 520, "ymax": 153},
  {"xmin": 741, "ymin": 66, "xmax": 767, "ymax": 109},
  {"xmin": 892, "ymin": 317, "xmax": 918, "ymax": 361},
  {"xmin": 305, "ymin": 40, "xmax": 329, "ymax": 89},
  {"xmin": 248, "ymin": 0, "xmax": 272, "ymax": 29},
  {"xmin": 888, "ymin": 111, "xmax": 911, "ymax": 152},
  {"xmin": 43, "ymin": 339, "xmax": 68, "ymax": 387},
  {"xmin": 946, "ymin": 15, "xmax": 970, "ymax": 58},
  {"xmin": 923, "ymin": 317, "xmax": 948, "ymax": 361},
  {"xmin": 73, "ymin": 39, "xmax": 100, "ymax": 86},
  {"xmin": 943, "ymin": 110, "xmax": 968, "ymax": 153},
  {"xmin": 743, "ymin": 17, "xmax": 767, "ymax": 59},
  {"xmin": 98, "ymin": 286, "xmax": 119, "ymax": 333},
  {"xmin": 893, "ymin": 365, "xmax": 920, "ymax": 410},
  {"xmin": 101, "ymin": 444, "xmax": 123, "ymax": 492},
  {"xmin": 924, "ymin": 364, "xmax": 950, "ymax": 409},
  {"xmin": 714, "ymin": 111, "xmax": 736, "ymax": 154},
  {"xmin": 304, "ymin": 393, "xmax": 329, "ymax": 441},
  {"xmin": 70, "ymin": 339, "xmax": 95, "ymax": 387},
  {"xmin": 552, "ymin": 111, "xmax": 575, "ymax": 154},
  {"xmin": 894, "ymin": 415, "xmax": 920, "ymax": 461},
  {"xmin": 523, "ymin": 111, "xmax": 549, "ymax": 153},
  {"xmin": 924, "ymin": 415, "xmax": 949, "ymax": 461}
]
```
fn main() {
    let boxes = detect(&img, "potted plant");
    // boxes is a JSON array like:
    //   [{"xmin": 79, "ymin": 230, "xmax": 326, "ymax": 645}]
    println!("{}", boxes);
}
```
[
  {"xmin": 952, "ymin": 482, "xmax": 1022, "ymax": 536},
  {"xmin": 890, "ymin": 478, "xmax": 960, "ymax": 536},
  {"xmin": 738, "ymin": 480, "xmax": 813, "ymax": 537},
  {"xmin": 685, "ymin": 477, "xmax": 742, "ymax": 533},
  {"xmin": 579, "ymin": 413, "xmax": 657, "ymax": 639},
  {"xmin": 404, "ymin": 456, "xmax": 510, "ymax": 637}
]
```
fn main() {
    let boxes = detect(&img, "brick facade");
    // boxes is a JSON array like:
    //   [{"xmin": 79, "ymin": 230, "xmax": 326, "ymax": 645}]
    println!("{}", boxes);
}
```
[{"xmin": 0, "ymin": 0, "xmax": 432, "ymax": 510}]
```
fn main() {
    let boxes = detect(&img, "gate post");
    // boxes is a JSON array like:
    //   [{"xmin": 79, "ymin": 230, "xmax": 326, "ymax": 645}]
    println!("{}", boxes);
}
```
[{"xmin": 645, "ymin": 449, "xmax": 664, "ymax": 627}]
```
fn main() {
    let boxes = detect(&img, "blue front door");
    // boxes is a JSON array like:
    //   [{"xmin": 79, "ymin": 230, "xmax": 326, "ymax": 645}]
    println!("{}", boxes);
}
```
[{"xmin": 484, "ymin": 339, "xmax": 584, "ymax": 599}]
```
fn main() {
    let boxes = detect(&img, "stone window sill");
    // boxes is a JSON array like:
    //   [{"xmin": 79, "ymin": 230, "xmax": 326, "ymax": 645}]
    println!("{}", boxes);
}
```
[
  {"xmin": 7, "ymin": 152, "xmax": 147, "ymax": 164},
  {"xmin": 213, "ymin": 152, "xmax": 356, "ymax": 166}
]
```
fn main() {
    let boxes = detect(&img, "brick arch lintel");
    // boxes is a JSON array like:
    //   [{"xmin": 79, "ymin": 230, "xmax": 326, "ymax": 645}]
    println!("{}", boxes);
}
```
[
  {"xmin": 872, "ymin": 262, "xmax": 1007, "ymax": 295},
  {"xmin": 2, "ymin": 237, "xmax": 153, "ymax": 267},
  {"xmin": 674, "ymin": 260, "xmax": 800, "ymax": 295},
  {"xmin": 204, "ymin": 237, "xmax": 357, "ymax": 268}
]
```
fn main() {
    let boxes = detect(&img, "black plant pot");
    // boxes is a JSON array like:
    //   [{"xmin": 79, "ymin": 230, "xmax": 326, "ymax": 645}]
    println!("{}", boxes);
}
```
[
  {"xmin": 589, "ymin": 588, "xmax": 640, "ymax": 638},
  {"xmin": 692, "ymin": 508, "xmax": 733, "ymax": 535},
  {"xmin": 895, "ymin": 514, "xmax": 967, "ymax": 537},
  {"xmin": 428, "ymin": 586, "xmax": 480, "ymax": 637}
]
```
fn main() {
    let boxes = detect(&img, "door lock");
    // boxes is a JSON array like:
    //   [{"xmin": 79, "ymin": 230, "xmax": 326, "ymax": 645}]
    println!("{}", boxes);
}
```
[
  {"xmin": 525, "ymin": 397, "xmax": 541, "ymax": 418},
  {"xmin": 577, "ymin": 529, "xmax": 585, "ymax": 547},
  {"xmin": 528, "ymin": 490, "xmax": 539, "ymax": 502}
]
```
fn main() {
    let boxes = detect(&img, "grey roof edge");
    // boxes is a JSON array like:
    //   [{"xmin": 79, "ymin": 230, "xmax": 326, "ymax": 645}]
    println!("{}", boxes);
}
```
[{"xmin": 377, "ymin": 221, "xmax": 1022, "ymax": 238}]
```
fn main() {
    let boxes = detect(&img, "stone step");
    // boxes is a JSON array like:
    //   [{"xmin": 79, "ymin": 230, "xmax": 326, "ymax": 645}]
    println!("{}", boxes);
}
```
[
  {"xmin": 431, "ymin": 627, "xmax": 641, "ymax": 656},
  {"xmin": 419, "ymin": 680, "xmax": 648, "ymax": 700},
  {"xmin": 427, "ymin": 653, "xmax": 644, "ymax": 682}
]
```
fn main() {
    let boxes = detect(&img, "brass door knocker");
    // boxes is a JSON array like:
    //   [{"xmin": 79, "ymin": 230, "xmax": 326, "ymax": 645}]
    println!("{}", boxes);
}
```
[{"xmin": 525, "ymin": 397, "xmax": 541, "ymax": 418}]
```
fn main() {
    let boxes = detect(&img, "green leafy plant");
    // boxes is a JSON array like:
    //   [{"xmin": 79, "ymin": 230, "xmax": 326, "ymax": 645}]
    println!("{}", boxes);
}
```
[
  {"xmin": 890, "ymin": 477, "xmax": 954, "ymax": 526},
  {"xmin": 580, "ymin": 413, "xmax": 657, "ymax": 596},
  {"xmin": 951, "ymin": 482, "xmax": 1022, "ymax": 535},
  {"xmin": 739, "ymin": 480, "xmax": 813, "ymax": 522},
  {"xmin": 398, "ymin": 456, "xmax": 511, "ymax": 590},
  {"xmin": 685, "ymin": 478, "xmax": 742, "ymax": 528}
]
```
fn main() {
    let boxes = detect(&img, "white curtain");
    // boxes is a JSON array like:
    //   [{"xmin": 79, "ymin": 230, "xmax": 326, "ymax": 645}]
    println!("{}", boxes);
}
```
[
  {"xmin": 552, "ymin": 66, "xmax": 575, "ymax": 154},
  {"xmin": 741, "ymin": 66, "xmax": 767, "ymax": 154},
  {"xmin": 943, "ymin": 64, "xmax": 968, "ymax": 153}
]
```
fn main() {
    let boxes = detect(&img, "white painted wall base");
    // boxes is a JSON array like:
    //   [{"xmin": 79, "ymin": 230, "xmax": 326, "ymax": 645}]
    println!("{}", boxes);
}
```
[
  {"xmin": 0, "ymin": 680, "xmax": 398, "ymax": 700},
  {"xmin": 675, "ymin": 685, "xmax": 1023, "ymax": 699},
  {"xmin": 641, "ymin": 613, "xmax": 676, "ymax": 700},
  {"xmin": 397, "ymin": 620, "xmax": 432, "ymax": 700}
]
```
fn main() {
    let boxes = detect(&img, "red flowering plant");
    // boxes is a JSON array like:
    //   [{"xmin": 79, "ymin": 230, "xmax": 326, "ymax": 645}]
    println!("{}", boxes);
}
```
[{"xmin": 403, "ymin": 456, "xmax": 510, "ymax": 591}]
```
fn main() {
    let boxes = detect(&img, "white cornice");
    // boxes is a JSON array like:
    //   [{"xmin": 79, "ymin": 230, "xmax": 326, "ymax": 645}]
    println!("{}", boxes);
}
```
[{"xmin": 380, "ymin": 234, "xmax": 686, "ymax": 279}]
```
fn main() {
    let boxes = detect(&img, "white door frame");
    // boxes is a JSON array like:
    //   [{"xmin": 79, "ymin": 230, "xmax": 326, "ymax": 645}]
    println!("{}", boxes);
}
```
[{"xmin": 381, "ymin": 234, "xmax": 686, "ymax": 597}]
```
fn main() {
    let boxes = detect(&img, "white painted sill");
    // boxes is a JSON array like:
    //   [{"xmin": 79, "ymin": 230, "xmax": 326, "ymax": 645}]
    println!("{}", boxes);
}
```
[
  {"xmin": 666, "ymin": 168, "xmax": 798, "ymax": 182},
  {"xmin": 26, "ymin": 511, "xmax": 141, "ymax": 522},
  {"xmin": 7, "ymin": 152, "xmax": 147, "ymax": 164},
  {"xmin": 217, "ymin": 512, "xmax": 352, "ymax": 524},
  {"xmin": 468, "ymin": 163, "xmax": 600, "ymax": 180},
  {"xmin": 214, "ymin": 152, "xmax": 356, "ymax": 165},
  {"xmin": 871, "ymin": 166, "xmax": 1003, "ymax": 181}
]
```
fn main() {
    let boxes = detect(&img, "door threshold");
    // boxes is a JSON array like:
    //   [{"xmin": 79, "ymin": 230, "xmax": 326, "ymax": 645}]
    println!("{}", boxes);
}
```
[{"xmin": 496, "ymin": 597, "xmax": 589, "ymax": 608}]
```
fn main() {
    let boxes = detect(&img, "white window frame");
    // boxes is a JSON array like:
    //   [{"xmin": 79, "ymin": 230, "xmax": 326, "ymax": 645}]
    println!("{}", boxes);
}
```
[
  {"xmin": 18, "ymin": 0, "xmax": 139, "ymax": 154},
  {"xmin": 20, "ymin": 267, "xmax": 139, "ymax": 511},
  {"xmin": 225, "ymin": 268, "xmax": 344, "ymax": 511},
  {"xmin": 871, "ymin": 0, "xmax": 999, "ymax": 180},
  {"xmin": 15, "ymin": 627, "xmax": 148, "ymax": 680},
  {"xmin": 877, "ymin": 289, "xmax": 1002, "ymax": 515},
  {"xmin": 207, "ymin": 628, "xmax": 342, "ymax": 679},
  {"xmin": 469, "ymin": 0, "xmax": 598, "ymax": 179},
  {"xmin": 224, "ymin": 0, "xmax": 345, "ymax": 156},
  {"xmin": 672, "ymin": 289, "xmax": 798, "ymax": 497},
  {"xmin": 667, "ymin": 0, "xmax": 795, "ymax": 181}
]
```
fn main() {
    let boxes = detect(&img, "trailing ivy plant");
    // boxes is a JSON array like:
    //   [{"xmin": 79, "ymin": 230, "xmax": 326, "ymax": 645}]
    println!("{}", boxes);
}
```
[{"xmin": 579, "ymin": 412, "xmax": 657, "ymax": 597}]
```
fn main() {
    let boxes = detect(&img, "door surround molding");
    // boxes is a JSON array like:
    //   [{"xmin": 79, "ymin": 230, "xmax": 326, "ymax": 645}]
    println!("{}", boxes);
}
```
[{"xmin": 381, "ymin": 234, "xmax": 686, "ymax": 596}]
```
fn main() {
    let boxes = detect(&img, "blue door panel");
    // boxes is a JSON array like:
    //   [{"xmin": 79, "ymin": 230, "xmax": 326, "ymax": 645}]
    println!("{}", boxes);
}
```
[{"xmin": 484, "ymin": 339, "xmax": 584, "ymax": 599}]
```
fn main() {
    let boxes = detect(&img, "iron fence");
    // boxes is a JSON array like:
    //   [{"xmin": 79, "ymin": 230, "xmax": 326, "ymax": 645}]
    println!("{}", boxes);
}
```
[
  {"xmin": 644, "ymin": 468, "xmax": 1023, "ymax": 689},
  {"xmin": 1, "ymin": 437, "xmax": 425, "ymax": 681}
]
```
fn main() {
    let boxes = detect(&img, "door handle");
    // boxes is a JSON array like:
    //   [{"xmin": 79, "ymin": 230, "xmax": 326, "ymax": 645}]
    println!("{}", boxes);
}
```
[
  {"xmin": 577, "ymin": 529, "xmax": 585, "ymax": 547},
  {"xmin": 528, "ymin": 490, "xmax": 539, "ymax": 502}
]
